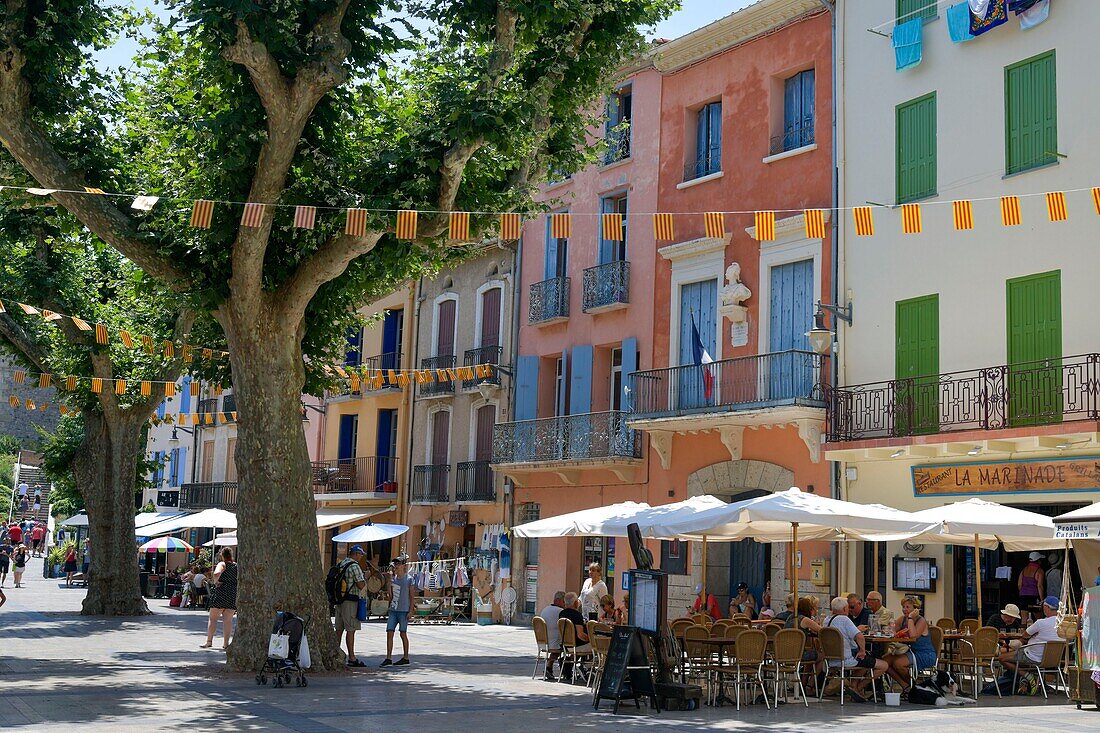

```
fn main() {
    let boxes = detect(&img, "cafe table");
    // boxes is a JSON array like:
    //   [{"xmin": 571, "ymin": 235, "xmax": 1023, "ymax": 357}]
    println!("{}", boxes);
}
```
[{"xmin": 696, "ymin": 637, "xmax": 741, "ymax": 706}]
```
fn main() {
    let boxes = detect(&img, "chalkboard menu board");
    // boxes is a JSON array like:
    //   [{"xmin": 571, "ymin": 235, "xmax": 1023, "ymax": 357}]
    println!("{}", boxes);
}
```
[{"xmin": 594, "ymin": 625, "xmax": 658, "ymax": 714}]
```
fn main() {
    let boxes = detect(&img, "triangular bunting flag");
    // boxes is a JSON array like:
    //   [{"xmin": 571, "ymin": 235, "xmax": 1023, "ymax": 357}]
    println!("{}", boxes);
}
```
[
  {"xmin": 703, "ymin": 212, "xmax": 724, "ymax": 239},
  {"xmin": 231, "ymin": 412, "xmax": 237, "ymax": 421},
  {"xmin": 652, "ymin": 213, "xmax": 674, "ymax": 241},
  {"xmin": 345, "ymin": 208, "xmax": 367, "ymax": 237},
  {"xmin": 240, "ymin": 202, "xmax": 266, "ymax": 228},
  {"xmin": 219, "ymin": 413, "xmax": 229, "ymax": 423},
  {"xmin": 901, "ymin": 203, "xmax": 922, "ymax": 234},
  {"xmin": 26, "ymin": 188, "xmax": 57, "ymax": 196},
  {"xmin": 754, "ymin": 211, "xmax": 775, "ymax": 241},
  {"xmin": 396, "ymin": 373, "xmax": 410, "ymax": 388},
  {"xmin": 448, "ymin": 212, "xmax": 470, "ymax": 241},
  {"xmin": 1001, "ymin": 196, "xmax": 1022, "ymax": 226},
  {"xmin": 1092, "ymin": 188, "xmax": 1100, "ymax": 216},
  {"xmin": 1045, "ymin": 191, "xmax": 1067, "ymax": 222},
  {"xmin": 131, "ymin": 195, "xmax": 159, "ymax": 211},
  {"xmin": 24, "ymin": 399, "xmax": 34, "ymax": 410},
  {"xmin": 84, "ymin": 187, "xmax": 105, "ymax": 194},
  {"xmin": 294, "ymin": 205, "xmax": 317, "ymax": 229},
  {"xmin": 388, "ymin": 369, "xmax": 399, "ymax": 385},
  {"xmin": 178, "ymin": 413, "xmax": 189, "ymax": 426},
  {"xmin": 370, "ymin": 371, "xmax": 384, "ymax": 390},
  {"xmin": 204, "ymin": 413, "xmax": 214, "ymax": 425},
  {"xmin": 416, "ymin": 370, "xmax": 433, "ymax": 384},
  {"xmin": 0, "ymin": 300, "xmax": 5, "ymax": 313},
  {"xmin": 41, "ymin": 309, "xmax": 63, "ymax": 322},
  {"xmin": 71, "ymin": 316, "xmax": 92, "ymax": 331},
  {"xmin": 333, "ymin": 365, "xmax": 348, "ymax": 379},
  {"xmin": 550, "ymin": 212, "xmax": 571, "ymax": 239},
  {"xmin": 852, "ymin": 207, "xmax": 874, "ymax": 236},
  {"xmin": 190, "ymin": 199, "xmax": 215, "ymax": 228},
  {"xmin": 17, "ymin": 303, "xmax": 39, "ymax": 315},
  {"xmin": 499, "ymin": 213, "xmax": 522, "ymax": 241},
  {"xmin": 952, "ymin": 200, "xmax": 974, "ymax": 230},
  {"xmin": 602, "ymin": 213, "xmax": 623, "ymax": 241},
  {"xmin": 8, "ymin": 396, "xmax": 17, "ymax": 408}
]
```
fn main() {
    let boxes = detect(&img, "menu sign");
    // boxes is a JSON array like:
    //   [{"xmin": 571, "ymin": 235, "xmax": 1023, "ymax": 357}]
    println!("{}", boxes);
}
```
[{"xmin": 913, "ymin": 456, "xmax": 1100, "ymax": 496}]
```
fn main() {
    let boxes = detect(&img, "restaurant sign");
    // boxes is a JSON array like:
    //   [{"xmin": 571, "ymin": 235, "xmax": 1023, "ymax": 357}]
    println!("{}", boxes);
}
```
[{"xmin": 912, "ymin": 455, "xmax": 1100, "ymax": 497}]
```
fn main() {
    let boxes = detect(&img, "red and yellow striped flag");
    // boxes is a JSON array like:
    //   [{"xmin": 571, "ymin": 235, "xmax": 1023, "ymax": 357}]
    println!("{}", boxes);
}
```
[
  {"xmin": 415, "ymin": 370, "xmax": 433, "ymax": 384},
  {"xmin": 952, "ymin": 200, "xmax": 974, "ymax": 230},
  {"xmin": 804, "ymin": 209, "xmax": 827, "ymax": 239},
  {"xmin": 602, "ymin": 213, "xmax": 623, "ymax": 241},
  {"xmin": 213, "ymin": 385, "xmax": 223, "ymax": 396},
  {"xmin": 388, "ymin": 369, "xmax": 399, "ymax": 385},
  {"xmin": 38, "ymin": 374, "xmax": 51, "ymax": 388},
  {"xmin": 550, "ymin": 212, "xmax": 571, "ymax": 239},
  {"xmin": 371, "ymin": 371, "xmax": 385, "ymax": 390},
  {"xmin": 396, "ymin": 373, "xmax": 410, "ymax": 388},
  {"xmin": 24, "ymin": 399, "xmax": 34, "ymax": 411},
  {"xmin": 499, "ymin": 213, "xmax": 522, "ymax": 240},
  {"xmin": 13, "ymin": 370, "xmax": 25, "ymax": 384},
  {"xmin": 703, "ymin": 212, "xmax": 724, "ymax": 239},
  {"xmin": 852, "ymin": 207, "xmax": 874, "ymax": 236},
  {"xmin": 240, "ymin": 202, "xmax": 265, "ymax": 228},
  {"xmin": 114, "ymin": 379, "xmax": 127, "ymax": 395},
  {"xmin": 59, "ymin": 405, "xmax": 69, "ymax": 416},
  {"xmin": 652, "ymin": 213, "xmax": 674, "ymax": 241},
  {"xmin": 435, "ymin": 369, "xmax": 450, "ymax": 383},
  {"xmin": 0, "ymin": 300, "xmax": 5, "ymax": 314},
  {"xmin": 84, "ymin": 187, "xmax": 105, "ymax": 194},
  {"xmin": 901, "ymin": 203, "xmax": 922, "ymax": 234},
  {"xmin": 140, "ymin": 381, "xmax": 151, "ymax": 397},
  {"xmin": 345, "ymin": 208, "xmax": 368, "ymax": 237},
  {"xmin": 18, "ymin": 303, "xmax": 39, "ymax": 315},
  {"xmin": 165, "ymin": 382, "xmax": 176, "ymax": 397},
  {"xmin": 190, "ymin": 380, "xmax": 200, "ymax": 397},
  {"xmin": 448, "ymin": 212, "xmax": 470, "ymax": 241},
  {"xmin": 71, "ymin": 316, "xmax": 92, "ymax": 332},
  {"xmin": 119, "ymin": 330, "xmax": 134, "ymax": 349},
  {"xmin": 204, "ymin": 412, "xmax": 214, "ymax": 425},
  {"xmin": 41, "ymin": 309, "xmax": 63, "ymax": 322},
  {"xmin": 182, "ymin": 345, "xmax": 192, "ymax": 364},
  {"xmin": 1001, "ymin": 195, "xmax": 1022, "ymax": 226},
  {"xmin": 202, "ymin": 348, "xmax": 213, "ymax": 363},
  {"xmin": 163, "ymin": 341, "xmax": 174, "ymax": 359},
  {"xmin": 294, "ymin": 205, "xmax": 317, "ymax": 230},
  {"xmin": 1092, "ymin": 187, "xmax": 1100, "ymax": 216},
  {"xmin": 91, "ymin": 378, "xmax": 104, "ymax": 394},
  {"xmin": 754, "ymin": 211, "xmax": 775, "ymax": 241},
  {"xmin": 1045, "ymin": 191, "xmax": 1067, "ymax": 222},
  {"xmin": 95, "ymin": 323, "xmax": 109, "ymax": 345},
  {"xmin": 65, "ymin": 376, "xmax": 77, "ymax": 391},
  {"xmin": 7, "ymin": 396, "xmax": 17, "ymax": 408},
  {"xmin": 142, "ymin": 335, "xmax": 155, "ymax": 354},
  {"xmin": 396, "ymin": 210, "xmax": 418, "ymax": 240},
  {"xmin": 349, "ymin": 372, "xmax": 361, "ymax": 392},
  {"xmin": 190, "ymin": 199, "xmax": 214, "ymax": 229},
  {"xmin": 219, "ymin": 413, "xmax": 229, "ymax": 424}
]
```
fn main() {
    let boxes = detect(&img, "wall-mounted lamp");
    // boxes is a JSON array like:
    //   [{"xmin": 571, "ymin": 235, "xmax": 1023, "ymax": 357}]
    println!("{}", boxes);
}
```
[
  {"xmin": 170, "ymin": 426, "xmax": 195, "ymax": 444},
  {"xmin": 806, "ymin": 300, "xmax": 854, "ymax": 356},
  {"xmin": 967, "ymin": 446, "xmax": 982, "ymax": 456},
  {"xmin": 890, "ymin": 449, "xmax": 905, "ymax": 458},
  {"xmin": 476, "ymin": 364, "xmax": 514, "ymax": 401}
]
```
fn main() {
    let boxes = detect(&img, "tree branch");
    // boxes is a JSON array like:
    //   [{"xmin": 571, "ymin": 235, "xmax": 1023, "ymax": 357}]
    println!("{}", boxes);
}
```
[
  {"xmin": 0, "ymin": 313, "xmax": 50, "ymax": 371},
  {"xmin": 276, "ymin": 231, "xmax": 383, "ymax": 318}
]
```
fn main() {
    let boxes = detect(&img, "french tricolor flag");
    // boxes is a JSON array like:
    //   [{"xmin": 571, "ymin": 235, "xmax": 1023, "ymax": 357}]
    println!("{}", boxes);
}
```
[{"xmin": 691, "ymin": 314, "xmax": 714, "ymax": 401}]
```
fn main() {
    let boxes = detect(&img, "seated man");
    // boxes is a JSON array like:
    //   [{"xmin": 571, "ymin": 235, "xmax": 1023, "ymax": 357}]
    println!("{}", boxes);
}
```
[
  {"xmin": 847, "ymin": 593, "xmax": 871, "ymax": 629},
  {"xmin": 690, "ymin": 583, "xmax": 721, "ymax": 620},
  {"xmin": 998, "ymin": 596, "xmax": 1060, "ymax": 674},
  {"xmin": 865, "ymin": 591, "xmax": 894, "ymax": 632},
  {"xmin": 986, "ymin": 603, "xmax": 1023, "ymax": 633},
  {"xmin": 538, "ymin": 591, "xmax": 566, "ymax": 682},
  {"xmin": 557, "ymin": 591, "xmax": 592, "ymax": 682},
  {"xmin": 824, "ymin": 596, "xmax": 888, "ymax": 702}
]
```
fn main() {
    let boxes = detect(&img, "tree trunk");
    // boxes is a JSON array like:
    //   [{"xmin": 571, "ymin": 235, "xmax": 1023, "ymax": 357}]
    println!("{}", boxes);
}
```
[
  {"xmin": 222, "ymin": 306, "xmax": 343, "ymax": 672},
  {"xmin": 72, "ymin": 411, "xmax": 150, "ymax": 616}
]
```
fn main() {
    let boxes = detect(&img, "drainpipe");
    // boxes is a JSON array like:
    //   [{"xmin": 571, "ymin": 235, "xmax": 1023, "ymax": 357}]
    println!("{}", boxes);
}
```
[{"xmin": 403, "ymin": 278, "xmax": 425, "ymax": 531}]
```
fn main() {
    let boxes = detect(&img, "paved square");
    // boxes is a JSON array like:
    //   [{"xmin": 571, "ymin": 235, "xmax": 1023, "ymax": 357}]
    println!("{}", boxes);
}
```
[{"xmin": 1, "ymin": 557, "xmax": 1096, "ymax": 731}]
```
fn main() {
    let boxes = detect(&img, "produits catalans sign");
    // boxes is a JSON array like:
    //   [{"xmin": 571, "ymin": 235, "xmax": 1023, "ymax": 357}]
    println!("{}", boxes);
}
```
[{"xmin": 912, "ymin": 456, "xmax": 1100, "ymax": 496}]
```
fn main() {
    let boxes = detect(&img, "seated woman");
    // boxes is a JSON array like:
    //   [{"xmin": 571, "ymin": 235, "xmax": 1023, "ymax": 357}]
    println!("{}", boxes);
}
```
[
  {"xmin": 728, "ymin": 582, "xmax": 757, "ymax": 619},
  {"xmin": 785, "ymin": 596, "xmax": 824, "ymax": 668},
  {"xmin": 617, "ymin": 592, "xmax": 629, "ymax": 625},
  {"xmin": 598, "ymin": 594, "xmax": 619, "ymax": 624},
  {"xmin": 882, "ymin": 595, "xmax": 936, "ymax": 693}
]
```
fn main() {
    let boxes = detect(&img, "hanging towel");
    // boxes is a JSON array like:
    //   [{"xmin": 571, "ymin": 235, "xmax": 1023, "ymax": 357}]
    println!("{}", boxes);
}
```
[
  {"xmin": 1017, "ymin": 0, "xmax": 1049, "ymax": 30},
  {"xmin": 893, "ymin": 18, "xmax": 923, "ymax": 71},
  {"xmin": 499, "ymin": 533, "xmax": 511, "ymax": 580},
  {"xmin": 947, "ymin": 3, "xmax": 976, "ymax": 42},
  {"xmin": 970, "ymin": 0, "xmax": 1007, "ymax": 35},
  {"xmin": 968, "ymin": 0, "xmax": 991, "ymax": 14}
]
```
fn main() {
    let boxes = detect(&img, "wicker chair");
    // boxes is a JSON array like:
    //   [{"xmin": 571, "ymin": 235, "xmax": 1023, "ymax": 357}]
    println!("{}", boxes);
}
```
[
  {"xmin": 819, "ymin": 626, "xmax": 875, "ymax": 705},
  {"xmin": 958, "ymin": 618, "xmax": 981, "ymax": 635},
  {"xmin": 683, "ymin": 624, "xmax": 712, "ymax": 690},
  {"xmin": 692, "ymin": 613, "xmax": 714, "ymax": 626},
  {"xmin": 1013, "ymin": 639, "xmax": 1069, "ymax": 699},
  {"xmin": 934, "ymin": 617, "xmax": 957, "ymax": 632},
  {"xmin": 588, "ymin": 625, "xmax": 613, "ymax": 699},
  {"xmin": 531, "ymin": 615, "xmax": 551, "ymax": 679},
  {"xmin": 944, "ymin": 626, "xmax": 1000, "ymax": 698},
  {"xmin": 770, "ymin": 628, "xmax": 808, "ymax": 707},
  {"xmin": 558, "ymin": 617, "xmax": 593, "ymax": 685},
  {"xmin": 730, "ymin": 628, "xmax": 770, "ymax": 710},
  {"xmin": 764, "ymin": 622, "xmax": 783, "ymax": 641}
]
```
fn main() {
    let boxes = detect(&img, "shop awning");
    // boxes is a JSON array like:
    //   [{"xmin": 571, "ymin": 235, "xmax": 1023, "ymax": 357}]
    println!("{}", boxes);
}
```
[
  {"xmin": 876, "ymin": 498, "xmax": 1061, "ymax": 551},
  {"xmin": 1054, "ymin": 502, "xmax": 1100, "ymax": 540},
  {"xmin": 316, "ymin": 505, "xmax": 396, "ymax": 530}
]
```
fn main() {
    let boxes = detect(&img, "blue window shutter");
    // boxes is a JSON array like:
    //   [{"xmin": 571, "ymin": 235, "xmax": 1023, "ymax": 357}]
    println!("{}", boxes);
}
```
[
  {"xmin": 569, "ymin": 345, "xmax": 594, "ymax": 415},
  {"xmin": 177, "ymin": 447, "xmax": 187, "ymax": 486},
  {"xmin": 515, "ymin": 355, "xmax": 539, "ymax": 421},
  {"xmin": 708, "ymin": 102, "xmax": 722, "ymax": 171},
  {"xmin": 337, "ymin": 414, "xmax": 357, "ymax": 461},
  {"xmin": 156, "ymin": 399, "xmax": 166, "ymax": 420},
  {"xmin": 153, "ymin": 451, "xmax": 163, "ymax": 485},
  {"xmin": 557, "ymin": 350, "xmax": 569, "ymax": 416},
  {"xmin": 170, "ymin": 447, "xmax": 180, "ymax": 486},
  {"xmin": 695, "ymin": 107, "xmax": 707, "ymax": 176},
  {"xmin": 598, "ymin": 198, "xmax": 613, "ymax": 264},
  {"xmin": 801, "ymin": 71, "xmax": 815, "ymax": 146},
  {"xmin": 344, "ymin": 326, "xmax": 362, "ymax": 366},
  {"xmin": 784, "ymin": 75, "xmax": 801, "ymax": 148},
  {"xmin": 544, "ymin": 219, "xmax": 558, "ymax": 280},
  {"xmin": 621, "ymin": 337, "xmax": 638, "ymax": 412},
  {"xmin": 179, "ymin": 376, "xmax": 192, "ymax": 414}
]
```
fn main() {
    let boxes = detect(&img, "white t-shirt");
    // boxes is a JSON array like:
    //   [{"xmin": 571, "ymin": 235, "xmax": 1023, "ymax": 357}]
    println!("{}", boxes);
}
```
[
  {"xmin": 540, "ymin": 604, "xmax": 563, "ymax": 649},
  {"xmin": 17, "ymin": 483, "xmax": 28, "ymax": 497},
  {"xmin": 580, "ymin": 578, "xmax": 608, "ymax": 617},
  {"xmin": 825, "ymin": 613, "xmax": 862, "ymax": 667},
  {"xmin": 1024, "ymin": 615, "xmax": 1060, "ymax": 662},
  {"xmin": 192, "ymin": 573, "xmax": 206, "ymax": 590}
]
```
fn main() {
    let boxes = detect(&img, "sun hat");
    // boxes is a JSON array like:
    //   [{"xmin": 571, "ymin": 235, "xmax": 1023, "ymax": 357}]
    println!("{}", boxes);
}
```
[
  {"xmin": 349, "ymin": 545, "xmax": 365, "ymax": 555},
  {"xmin": 694, "ymin": 583, "xmax": 702, "ymax": 594},
  {"xmin": 999, "ymin": 603, "xmax": 1021, "ymax": 619},
  {"xmin": 1028, "ymin": 551, "xmax": 1043, "ymax": 561},
  {"xmin": 1042, "ymin": 595, "xmax": 1059, "ymax": 609}
]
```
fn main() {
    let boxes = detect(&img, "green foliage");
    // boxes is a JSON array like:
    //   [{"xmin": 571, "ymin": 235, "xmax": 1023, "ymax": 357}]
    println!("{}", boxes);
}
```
[
  {"xmin": 0, "ymin": 435, "xmax": 20, "ymax": 455},
  {"xmin": 0, "ymin": 451, "xmax": 15, "ymax": 517}
]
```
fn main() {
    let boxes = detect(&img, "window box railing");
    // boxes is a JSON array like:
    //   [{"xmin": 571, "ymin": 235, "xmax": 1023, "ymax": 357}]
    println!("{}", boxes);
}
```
[
  {"xmin": 463, "ymin": 346, "xmax": 503, "ymax": 389},
  {"xmin": 179, "ymin": 482, "xmax": 238, "ymax": 511},
  {"xmin": 411, "ymin": 464, "xmax": 450, "ymax": 503},
  {"xmin": 420, "ymin": 355, "xmax": 457, "ymax": 397},
  {"xmin": 603, "ymin": 127, "xmax": 631, "ymax": 165},
  {"xmin": 827, "ymin": 353, "xmax": 1100, "ymax": 442},
  {"xmin": 311, "ymin": 456, "xmax": 399, "ymax": 495},
  {"xmin": 770, "ymin": 120, "xmax": 815, "ymax": 155},
  {"xmin": 529, "ymin": 277, "xmax": 570, "ymax": 325},
  {"xmin": 492, "ymin": 411, "xmax": 642, "ymax": 465},
  {"xmin": 456, "ymin": 460, "xmax": 495, "ymax": 502},
  {"xmin": 582, "ymin": 261, "xmax": 630, "ymax": 312},
  {"xmin": 683, "ymin": 152, "xmax": 721, "ymax": 182},
  {"xmin": 631, "ymin": 350, "xmax": 829, "ymax": 418}
]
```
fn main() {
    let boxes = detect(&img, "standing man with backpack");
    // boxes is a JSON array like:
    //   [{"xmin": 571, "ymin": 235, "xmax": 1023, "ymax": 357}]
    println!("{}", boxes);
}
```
[{"xmin": 328, "ymin": 546, "xmax": 367, "ymax": 667}]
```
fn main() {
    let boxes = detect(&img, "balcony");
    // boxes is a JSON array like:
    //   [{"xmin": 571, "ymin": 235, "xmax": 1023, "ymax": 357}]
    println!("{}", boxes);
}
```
[
  {"xmin": 463, "ymin": 346, "xmax": 503, "ymax": 390},
  {"xmin": 197, "ymin": 398, "xmax": 218, "ymax": 425},
  {"xmin": 629, "ymin": 350, "xmax": 829, "ymax": 466},
  {"xmin": 826, "ymin": 354, "xmax": 1100, "ymax": 456},
  {"xmin": 582, "ymin": 261, "xmax": 630, "ymax": 313},
  {"xmin": 420, "ymin": 355, "xmax": 456, "ymax": 397},
  {"xmin": 311, "ymin": 456, "xmax": 399, "ymax": 501},
  {"xmin": 492, "ymin": 411, "xmax": 643, "ymax": 485},
  {"xmin": 602, "ymin": 127, "xmax": 630, "ymax": 165},
  {"xmin": 411, "ymin": 464, "xmax": 450, "ymax": 503},
  {"xmin": 529, "ymin": 277, "xmax": 569, "ymax": 325},
  {"xmin": 179, "ymin": 482, "xmax": 238, "ymax": 511},
  {"xmin": 363, "ymin": 351, "xmax": 401, "ymax": 374},
  {"xmin": 456, "ymin": 460, "xmax": 495, "ymax": 502},
  {"xmin": 769, "ymin": 120, "xmax": 815, "ymax": 156},
  {"xmin": 683, "ymin": 152, "xmax": 721, "ymax": 183},
  {"xmin": 221, "ymin": 394, "xmax": 236, "ymax": 421}
]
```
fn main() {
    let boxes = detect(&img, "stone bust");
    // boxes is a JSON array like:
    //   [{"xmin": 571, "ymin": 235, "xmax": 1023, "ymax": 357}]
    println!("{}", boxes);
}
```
[{"xmin": 720, "ymin": 262, "xmax": 751, "ymax": 307}]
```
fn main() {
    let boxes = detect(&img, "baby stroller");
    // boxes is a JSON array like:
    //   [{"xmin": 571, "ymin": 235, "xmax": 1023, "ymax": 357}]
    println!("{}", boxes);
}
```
[{"xmin": 256, "ymin": 611, "xmax": 309, "ymax": 688}]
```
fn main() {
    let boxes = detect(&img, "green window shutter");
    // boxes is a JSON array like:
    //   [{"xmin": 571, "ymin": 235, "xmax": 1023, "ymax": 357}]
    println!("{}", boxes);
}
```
[
  {"xmin": 1005, "ymin": 51, "xmax": 1057, "ymax": 175},
  {"xmin": 896, "ymin": 92, "xmax": 937, "ymax": 204},
  {"xmin": 897, "ymin": 0, "xmax": 935, "ymax": 23},
  {"xmin": 895, "ymin": 294, "xmax": 939, "ymax": 436}
]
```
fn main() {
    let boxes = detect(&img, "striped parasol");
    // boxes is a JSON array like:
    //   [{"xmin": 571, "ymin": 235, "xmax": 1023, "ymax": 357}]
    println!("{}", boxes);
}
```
[{"xmin": 139, "ymin": 536, "xmax": 194, "ymax": 553}]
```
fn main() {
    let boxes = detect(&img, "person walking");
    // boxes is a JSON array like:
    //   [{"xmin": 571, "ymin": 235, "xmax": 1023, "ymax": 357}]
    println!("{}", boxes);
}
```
[
  {"xmin": 82, "ymin": 538, "xmax": 91, "ymax": 575},
  {"xmin": 381, "ymin": 555, "xmax": 414, "ymax": 667},
  {"xmin": 202, "ymin": 548, "xmax": 238, "ymax": 650},
  {"xmin": 12, "ymin": 545, "xmax": 28, "ymax": 588},
  {"xmin": 0, "ymin": 540, "xmax": 11, "ymax": 588},
  {"xmin": 30, "ymin": 524, "xmax": 45, "ymax": 558},
  {"xmin": 333, "ymin": 546, "xmax": 368, "ymax": 667},
  {"xmin": 63, "ymin": 544, "xmax": 79, "ymax": 587}
]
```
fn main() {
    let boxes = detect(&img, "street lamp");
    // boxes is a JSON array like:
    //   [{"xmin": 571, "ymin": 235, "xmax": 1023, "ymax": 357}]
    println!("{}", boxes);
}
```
[
  {"xmin": 170, "ymin": 426, "xmax": 195, "ymax": 444},
  {"xmin": 806, "ymin": 299, "xmax": 853, "ymax": 356}
]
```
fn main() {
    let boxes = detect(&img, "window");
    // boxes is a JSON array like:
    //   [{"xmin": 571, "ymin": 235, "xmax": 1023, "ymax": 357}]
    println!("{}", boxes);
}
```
[
  {"xmin": 478, "ymin": 287, "xmax": 503, "ymax": 349},
  {"xmin": 344, "ymin": 326, "xmax": 362, "ymax": 367},
  {"xmin": 896, "ymin": 0, "xmax": 935, "ymax": 23},
  {"xmin": 604, "ymin": 85, "xmax": 632, "ymax": 164},
  {"xmin": 554, "ymin": 356, "xmax": 568, "ymax": 417},
  {"xmin": 781, "ymin": 70, "xmax": 815, "ymax": 153},
  {"xmin": 1005, "ymin": 51, "xmax": 1057, "ymax": 175},
  {"xmin": 610, "ymin": 347, "xmax": 624, "ymax": 411},
  {"xmin": 660, "ymin": 540, "xmax": 688, "ymax": 575},
  {"xmin": 544, "ymin": 213, "xmax": 568, "ymax": 279},
  {"xmin": 599, "ymin": 194, "xmax": 628, "ymax": 263},
  {"xmin": 225, "ymin": 437, "xmax": 238, "ymax": 482},
  {"xmin": 434, "ymin": 298, "xmax": 457, "ymax": 357},
  {"xmin": 201, "ymin": 441, "xmax": 215, "ymax": 482},
  {"xmin": 151, "ymin": 451, "xmax": 164, "ymax": 486},
  {"xmin": 896, "ymin": 92, "xmax": 937, "ymax": 203},
  {"xmin": 690, "ymin": 101, "xmax": 722, "ymax": 180}
]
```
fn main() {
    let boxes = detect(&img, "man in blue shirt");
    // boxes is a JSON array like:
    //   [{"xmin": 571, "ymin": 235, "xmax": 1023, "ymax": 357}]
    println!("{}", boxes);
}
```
[{"xmin": 381, "ymin": 556, "xmax": 414, "ymax": 667}]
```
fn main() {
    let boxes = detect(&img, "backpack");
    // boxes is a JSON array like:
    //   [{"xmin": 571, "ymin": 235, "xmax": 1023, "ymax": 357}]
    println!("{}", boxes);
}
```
[{"xmin": 325, "ymin": 560, "xmax": 354, "ymax": 606}]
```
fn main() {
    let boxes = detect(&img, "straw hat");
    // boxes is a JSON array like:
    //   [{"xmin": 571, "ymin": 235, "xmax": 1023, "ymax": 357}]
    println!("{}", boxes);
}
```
[{"xmin": 999, "ymin": 603, "xmax": 1021, "ymax": 619}]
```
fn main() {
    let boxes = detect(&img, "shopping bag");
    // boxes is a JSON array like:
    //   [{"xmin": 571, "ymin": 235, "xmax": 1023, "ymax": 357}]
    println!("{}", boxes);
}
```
[
  {"xmin": 299, "ymin": 634, "xmax": 311, "ymax": 669},
  {"xmin": 357, "ymin": 597, "xmax": 368, "ymax": 622},
  {"xmin": 268, "ymin": 633, "xmax": 290, "ymax": 660}
]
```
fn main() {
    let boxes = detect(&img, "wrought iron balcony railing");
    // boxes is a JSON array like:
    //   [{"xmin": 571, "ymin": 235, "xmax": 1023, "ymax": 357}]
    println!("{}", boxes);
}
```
[
  {"xmin": 684, "ymin": 149, "xmax": 721, "ymax": 182},
  {"xmin": 603, "ymin": 127, "xmax": 631, "ymax": 165},
  {"xmin": 582, "ymin": 260, "xmax": 630, "ymax": 312},
  {"xmin": 411, "ymin": 464, "xmax": 450, "ymax": 503},
  {"xmin": 456, "ymin": 460, "xmax": 495, "ymax": 502},
  {"xmin": 221, "ymin": 394, "xmax": 237, "ymax": 421},
  {"xmin": 826, "ymin": 353, "xmax": 1100, "ymax": 442},
  {"xmin": 462, "ymin": 346, "xmax": 503, "ymax": 389},
  {"xmin": 769, "ymin": 119, "xmax": 815, "ymax": 155},
  {"xmin": 529, "ymin": 277, "xmax": 570, "ymax": 325},
  {"xmin": 420, "ymin": 355, "xmax": 457, "ymax": 397},
  {"xmin": 492, "ymin": 411, "xmax": 642, "ymax": 465},
  {"xmin": 179, "ymin": 482, "xmax": 238, "ymax": 511},
  {"xmin": 363, "ymin": 351, "xmax": 402, "ymax": 374},
  {"xmin": 311, "ymin": 456, "xmax": 399, "ymax": 495},
  {"xmin": 631, "ymin": 350, "xmax": 828, "ymax": 418}
]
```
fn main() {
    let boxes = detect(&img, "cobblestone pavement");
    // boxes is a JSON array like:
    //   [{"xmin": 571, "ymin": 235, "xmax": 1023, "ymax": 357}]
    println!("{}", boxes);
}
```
[{"xmin": 1, "ymin": 556, "xmax": 1097, "ymax": 731}]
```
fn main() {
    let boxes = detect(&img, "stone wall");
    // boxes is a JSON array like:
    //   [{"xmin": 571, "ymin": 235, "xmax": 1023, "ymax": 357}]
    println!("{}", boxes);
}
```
[{"xmin": 0, "ymin": 355, "xmax": 58, "ymax": 446}]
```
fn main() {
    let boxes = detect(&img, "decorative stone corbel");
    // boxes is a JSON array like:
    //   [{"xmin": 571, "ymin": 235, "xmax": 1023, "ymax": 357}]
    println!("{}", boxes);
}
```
[
  {"xmin": 650, "ymin": 432, "xmax": 673, "ymax": 470},
  {"xmin": 795, "ymin": 419, "xmax": 823, "ymax": 463},
  {"xmin": 717, "ymin": 425, "xmax": 744, "ymax": 461}
]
